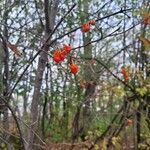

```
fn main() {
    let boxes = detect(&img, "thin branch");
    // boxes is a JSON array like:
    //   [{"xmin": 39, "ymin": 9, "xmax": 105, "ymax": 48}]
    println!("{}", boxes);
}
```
[
  {"xmin": 49, "ymin": 8, "xmax": 133, "ymax": 46},
  {"xmin": 8, "ymin": 3, "xmax": 76, "ymax": 99},
  {"xmin": 88, "ymin": 95, "xmax": 136, "ymax": 150},
  {"xmin": 0, "ymin": 96, "xmax": 25, "ymax": 150}
]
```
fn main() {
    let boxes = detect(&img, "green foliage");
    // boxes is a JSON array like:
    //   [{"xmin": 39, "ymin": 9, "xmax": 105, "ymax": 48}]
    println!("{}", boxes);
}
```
[
  {"xmin": 138, "ymin": 116, "xmax": 150, "ymax": 149},
  {"xmin": 136, "ymin": 87, "xmax": 148, "ymax": 97},
  {"xmin": 46, "ymin": 121, "xmax": 65, "ymax": 143}
]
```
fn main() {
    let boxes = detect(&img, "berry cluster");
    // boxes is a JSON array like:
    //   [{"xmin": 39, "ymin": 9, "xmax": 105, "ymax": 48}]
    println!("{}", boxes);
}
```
[
  {"xmin": 52, "ymin": 19, "xmax": 96, "ymax": 75},
  {"xmin": 82, "ymin": 19, "xmax": 96, "ymax": 32},
  {"xmin": 53, "ymin": 44, "xmax": 71, "ymax": 63},
  {"xmin": 53, "ymin": 44, "xmax": 78, "ymax": 74}
]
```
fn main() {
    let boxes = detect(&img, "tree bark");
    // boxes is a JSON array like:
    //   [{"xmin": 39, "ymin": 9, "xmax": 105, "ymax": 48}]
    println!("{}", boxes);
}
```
[
  {"xmin": 27, "ymin": 0, "xmax": 59, "ymax": 149},
  {"xmin": 2, "ymin": 4, "xmax": 10, "ymax": 149},
  {"xmin": 72, "ymin": 0, "xmax": 96, "ymax": 141}
]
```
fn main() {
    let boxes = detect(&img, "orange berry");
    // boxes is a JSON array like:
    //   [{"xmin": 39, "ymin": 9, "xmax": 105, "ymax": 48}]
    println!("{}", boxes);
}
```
[
  {"xmin": 89, "ymin": 19, "xmax": 96, "ymax": 25},
  {"xmin": 121, "ymin": 68, "xmax": 126, "ymax": 74},
  {"xmin": 63, "ymin": 44, "xmax": 71, "ymax": 54},
  {"xmin": 82, "ymin": 23, "xmax": 90, "ymax": 32},
  {"xmin": 70, "ymin": 63, "xmax": 79, "ymax": 74},
  {"xmin": 121, "ymin": 67, "xmax": 129, "ymax": 81},
  {"xmin": 53, "ymin": 50, "xmax": 65, "ymax": 63},
  {"xmin": 124, "ymin": 75, "xmax": 129, "ymax": 81},
  {"xmin": 61, "ymin": 49, "xmax": 67, "ymax": 55},
  {"xmin": 60, "ymin": 51, "xmax": 65, "ymax": 61},
  {"xmin": 53, "ymin": 55, "xmax": 61, "ymax": 63}
]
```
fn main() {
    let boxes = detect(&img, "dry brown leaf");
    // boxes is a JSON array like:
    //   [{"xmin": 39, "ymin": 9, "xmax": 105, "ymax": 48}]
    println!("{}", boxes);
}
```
[
  {"xmin": 7, "ymin": 42, "xmax": 22, "ymax": 57},
  {"xmin": 141, "ymin": 12, "xmax": 150, "ymax": 25}
]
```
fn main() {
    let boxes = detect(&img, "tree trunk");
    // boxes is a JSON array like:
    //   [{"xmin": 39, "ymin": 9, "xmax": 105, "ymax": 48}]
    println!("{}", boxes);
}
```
[
  {"xmin": 27, "ymin": 0, "xmax": 59, "ymax": 149},
  {"xmin": 80, "ymin": 0, "xmax": 96, "ymax": 140},
  {"xmin": 72, "ymin": 0, "xmax": 96, "ymax": 141},
  {"xmin": 2, "ymin": 4, "xmax": 10, "ymax": 149}
]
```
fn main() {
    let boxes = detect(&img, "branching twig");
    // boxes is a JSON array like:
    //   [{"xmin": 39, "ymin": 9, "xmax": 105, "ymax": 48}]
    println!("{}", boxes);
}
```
[
  {"xmin": 49, "ymin": 8, "xmax": 133, "ymax": 46},
  {"xmin": 8, "ymin": 3, "xmax": 77, "ymax": 99},
  {"xmin": 88, "ymin": 95, "xmax": 136, "ymax": 150}
]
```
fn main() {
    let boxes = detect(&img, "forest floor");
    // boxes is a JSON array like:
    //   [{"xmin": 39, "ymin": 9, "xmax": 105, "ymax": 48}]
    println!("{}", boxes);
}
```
[
  {"xmin": 46, "ymin": 141, "xmax": 93, "ymax": 150},
  {"xmin": 45, "ymin": 140, "xmax": 135, "ymax": 150}
]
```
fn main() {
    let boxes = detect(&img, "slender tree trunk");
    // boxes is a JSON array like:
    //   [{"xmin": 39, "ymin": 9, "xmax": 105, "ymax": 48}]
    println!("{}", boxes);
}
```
[
  {"xmin": 2, "ymin": 3, "xmax": 11, "ymax": 149},
  {"xmin": 27, "ymin": 0, "xmax": 59, "ymax": 149},
  {"xmin": 72, "ymin": 0, "xmax": 96, "ymax": 141},
  {"xmin": 80, "ymin": 0, "xmax": 96, "ymax": 140}
]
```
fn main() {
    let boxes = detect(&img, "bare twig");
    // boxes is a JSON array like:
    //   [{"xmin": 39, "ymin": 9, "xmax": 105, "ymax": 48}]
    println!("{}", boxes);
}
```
[
  {"xmin": 8, "ymin": 3, "xmax": 77, "ymax": 99},
  {"xmin": 0, "ymin": 96, "xmax": 25, "ymax": 150}
]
